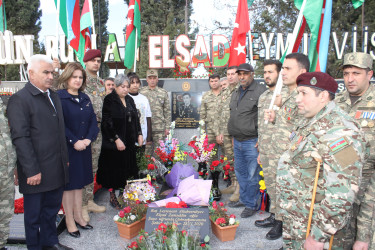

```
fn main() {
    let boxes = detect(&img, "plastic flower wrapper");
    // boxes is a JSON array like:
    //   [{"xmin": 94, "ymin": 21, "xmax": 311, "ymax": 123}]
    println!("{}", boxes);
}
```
[
  {"xmin": 123, "ymin": 181, "xmax": 157, "ymax": 203},
  {"xmin": 187, "ymin": 120, "xmax": 217, "ymax": 163},
  {"xmin": 165, "ymin": 162, "xmax": 198, "ymax": 198},
  {"xmin": 177, "ymin": 175, "xmax": 212, "ymax": 206}
]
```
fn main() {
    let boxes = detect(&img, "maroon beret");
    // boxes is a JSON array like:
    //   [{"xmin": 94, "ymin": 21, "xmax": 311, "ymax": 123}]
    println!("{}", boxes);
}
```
[
  {"xmin": 83, "ymin": 49, "xmax": 102, "ymax": 62},
  {"xmin": 296, "ymin": 72, "xmax": 338, "ymax": 94}
]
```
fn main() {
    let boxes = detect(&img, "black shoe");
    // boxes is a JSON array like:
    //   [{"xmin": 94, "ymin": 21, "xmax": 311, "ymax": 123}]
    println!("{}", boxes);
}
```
[
  {"xmin": 42, "ymin": 243, "xmax": 74, "ymax": 250},
  {"xmin": 240, "ymin": 207, "xmax": 257, "ymax": 218},
  {"xmin": 228, "ymin": 201, "xmax": 245, "ymax": 208},
  {"xmin": 266, "ymin": 220, "xmax": 282, "ymax": 240},
  {"xmin": 255, "ymin": 213, "xmax": 276, "ymax": 228},
  {"xmin": 68, "ymin": 230, "xmax": 80, "ymax": 238},
  {"xmin": 76, "ymin": 222, "xmax": 93, "ymax": 230}
]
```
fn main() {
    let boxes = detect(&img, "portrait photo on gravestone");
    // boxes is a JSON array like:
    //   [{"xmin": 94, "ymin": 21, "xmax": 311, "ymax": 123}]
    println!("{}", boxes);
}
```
[{"xmin": 172, "ymin": 92, "xmax": 201, "ymax": 128}]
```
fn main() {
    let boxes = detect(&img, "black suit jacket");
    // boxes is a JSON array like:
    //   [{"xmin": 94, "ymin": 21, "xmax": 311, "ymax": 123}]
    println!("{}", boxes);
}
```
[{"xmin": 7, "ymin": 82, "xmax": 69, "ymax": 194}]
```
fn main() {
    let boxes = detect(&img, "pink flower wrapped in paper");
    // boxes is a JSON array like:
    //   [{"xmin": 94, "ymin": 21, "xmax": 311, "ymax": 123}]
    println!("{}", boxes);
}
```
[{"xmin": 177, "ymin": 175, "xmax": 212, "ymax": 206}]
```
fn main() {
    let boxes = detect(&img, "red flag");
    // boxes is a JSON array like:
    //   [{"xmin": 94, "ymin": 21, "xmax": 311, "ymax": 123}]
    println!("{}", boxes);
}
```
[{"xmin": 228, "ymin": 0, "xmax": 250, "ymax": 67}]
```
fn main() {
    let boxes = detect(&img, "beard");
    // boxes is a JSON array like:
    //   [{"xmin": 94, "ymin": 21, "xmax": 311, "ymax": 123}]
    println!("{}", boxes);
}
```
[{"xmin": 265, "ymin": 80, "xmax": 276, "ymax": 88}]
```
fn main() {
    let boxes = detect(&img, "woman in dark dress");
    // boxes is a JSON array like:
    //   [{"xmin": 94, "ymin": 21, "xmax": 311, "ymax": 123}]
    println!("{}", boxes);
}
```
[
  {"xmin": 57, "ymin": 62, "xmax": 99, "ymax": 237},
  {"xmin": 97, "ymin": 74, "xmax": 143, "ymax": 209}
]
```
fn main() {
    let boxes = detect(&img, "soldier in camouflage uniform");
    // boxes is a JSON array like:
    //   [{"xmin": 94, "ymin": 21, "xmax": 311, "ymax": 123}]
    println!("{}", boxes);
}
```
[
  {"xmin": 82, "ymin": 49, "xmax": 106, "ymax": 221},
  {"xmin": 0, "ymin": 92, "xmax": 16, "ymax": 249},
  {"xmin": 277, "ymin": 72, "xmax": 368, "ymax": 250},
  {"xmin": 200, "ymin": 74, "xmax": 221, "ymax": 167},
  {"xmin": 263, "ymin": 53, "xmax": 309, "ymax": 240},
  {"xmin": 215, "ymin": 66, "xmax": 239, "ymax": 200},
  {"xmin": 335, "ymin": 52, "xmax": 375, "ymax": 249},
  {"xmin": 140, "ymin": 69, "xmax": 171, "ymax": 156}
]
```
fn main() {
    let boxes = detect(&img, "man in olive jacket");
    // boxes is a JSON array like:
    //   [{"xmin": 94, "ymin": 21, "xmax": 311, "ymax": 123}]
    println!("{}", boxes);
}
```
[
  {"xmin": 228, "ymin": 63, "xmax": 266, "ymax": 218},
  {"xmin": 7, "ymin": 55, "xmax": 71, "ymax": 250}
]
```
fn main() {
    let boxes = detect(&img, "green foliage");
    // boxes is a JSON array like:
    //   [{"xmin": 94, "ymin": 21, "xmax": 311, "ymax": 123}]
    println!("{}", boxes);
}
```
[{"xmin": 1, "ymin": 0, "xmax": 42, "ymax": 81}]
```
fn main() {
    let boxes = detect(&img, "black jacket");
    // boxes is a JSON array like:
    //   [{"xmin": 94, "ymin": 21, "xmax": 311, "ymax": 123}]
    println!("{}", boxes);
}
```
[
  {"xmin": 7, "ymin": 82, "xmax": 69, "ymax": 194},
  {"xmin": 228, "ymin": 81, "xmax": 266, "ymax": 141}
]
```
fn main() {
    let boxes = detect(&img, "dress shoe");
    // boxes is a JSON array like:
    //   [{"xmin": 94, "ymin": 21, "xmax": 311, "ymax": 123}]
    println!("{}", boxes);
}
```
[
  {"xmin": 266, "ymin": 220, "xmax": 282, "ymax": 240},
  {"xmin": 42, "ymin": 243, "xmax": 74, "ymax": 250},
  {"xmin": 76, "ymin": 222, "xmax": 93, "ymax": 230},
  {"xmin": 87, "ymin": 200, "xmax": 106, "ymax": 213},
  {"xmin": 240, "ymin": 207, "xmax": 257, "ymax": 218},
  {"xmin": 255, "ymin": 213, "xmax": 276, "ymax": 228},
  {"xmin": 228, "ymin": 200, "xmax": 245, "ymax": 208},
  {"xmin": 82, "ymin": 205, "xmax": 90, "ymax": 222},
  {"xmin": 68, "ymin": 230, "xmax": 80, "ymax": 238}
]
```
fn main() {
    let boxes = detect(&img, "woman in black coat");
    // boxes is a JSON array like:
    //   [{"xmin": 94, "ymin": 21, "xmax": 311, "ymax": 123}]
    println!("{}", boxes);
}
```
[
  {"xmin": 57, "ymin": 62, "xmax": 99, "ymax": 237},
  {"xmin": 97, "ymin": 74, "xmax": 143, "ymax": 209}
]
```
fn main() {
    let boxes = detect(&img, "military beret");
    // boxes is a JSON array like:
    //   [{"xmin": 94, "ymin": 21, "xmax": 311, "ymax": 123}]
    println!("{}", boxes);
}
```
[
  {"xmin": 146, "ymin": 69, "xmax": 158, "ymax": 77},
  {"xmin": 83, "ymin": 49, "xmax": 102, "ymax": 62},
  {"xmin": 296, "ymin": 72, "xmax": 338, "ymax": 94},
  {"xmin": 343, "ymin": 52, "xmax": 373, "ymax": 69}
]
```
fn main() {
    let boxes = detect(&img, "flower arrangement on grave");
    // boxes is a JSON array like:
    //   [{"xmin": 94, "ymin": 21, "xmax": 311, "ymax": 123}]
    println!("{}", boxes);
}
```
[
  {"xmin": 127, "ymin": 223, "xmax": 210, "ymax": 249},
  {"xmin": 209, "ymin": 155, "xmax": 234, "ymax": 174},
  {"xmin": 209, "ymin": 200, "xmax": 239, "ymax": 227},
  {"xmin": 173, "ymin": 144, "xmax": 188, "ymax": 163},
  {"xmin": 137, "ymin": 153, "xmax": 158, "ymax": 179},
  {"xmin": 165, "ymin": 200, "xmax": 188, "ymax": 208},
  {"xmin": 113, "ymin": 200, "xmax": 148, "ymax": 225},
  {"xmin": 123, "ymin": 181, "xmax": 157, "ymax": 204},
  {"xmin": 187, "ymin": 121, "xmax": 217, "ymax": 164},
  {"xmin": 155, "ymin": 122, "xmax": 178, "ymax": 168}
]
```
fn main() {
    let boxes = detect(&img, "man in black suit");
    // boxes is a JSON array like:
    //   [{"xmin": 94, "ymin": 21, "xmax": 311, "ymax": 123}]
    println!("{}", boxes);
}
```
[{"xmin": 7, "ymin": 55, "xmax": 72, "ymax": 250}]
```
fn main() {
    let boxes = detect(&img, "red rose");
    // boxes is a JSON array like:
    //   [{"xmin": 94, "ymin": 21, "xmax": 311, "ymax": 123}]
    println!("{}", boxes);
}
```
[
  {"xmin": 199, "ymin": 171, "xmax": 204, "ymax": 176},
  {"xmin": 123, "ymin": 206, "xmax": 131, "ymax": 213},
  {"xmin": 201, "ymin": 243, "xmax": 206, "ymax": 247},
  {"xmin": 119, "ymin": 210, "xmax": 125, "ymax": 218},
  {"xmin": 220, "ymin": 159, "xmax": 224, "ymax": 163},
  {"xmin": 224, "ymin": 170, "xmax": 229, "ymax": 176},
  {"xmin": 230, "ymin": 214, "xmax": 236, "ymax": 218},
  {"xmin": 148, "ymin": 164, "xmax": 155, "ymax": 170},
  {"xmin": 215, "ymin": 217, "xmax": 226, "ymax": 225},
  {"xmin": 205, "ymin": 172, "xmax": 209, "ymax": 175},
  {"xmin": 181, "ymin": 230, "xmax": 188, "ymax": 236},
  {"xmin": 224, "ymin": 164, "xmax": 231, "ymax": 170},
  {"xmin": 210, "ymin": 166, "xmax": 214, "ymax": 171},
  {"xmin": 136, "ymin": 200, "xmax": 141, "ymax": 204},
  {"xmin": 129, "ymin": 241, "xmax": 138, "ymax": 248},
  {"xmin": 166, "ymin": 202, "xmax": 179, "ymax": 208},
  {"xmin": 219, "ymin": 202, "xmax": 224, "ymax": 206},
  {"xmin": 179, "ymin": 201, "xmax": 188, "ymax": 208},
  {"xmin": 211, "ymin": 160, "xmax": 220, "ymax": 167},
  {"xmin": 158, "ymin": 223, "xmax": 167, "ymax": 233},
  {"xmin": 212, "ymin": 201, "xmax": 217, "ymax": 209}
]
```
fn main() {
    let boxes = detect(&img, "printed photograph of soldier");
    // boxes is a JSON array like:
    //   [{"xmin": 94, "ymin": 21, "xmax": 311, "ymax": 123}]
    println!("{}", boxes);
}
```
[{"xmin": 172, "ymin": 92, "xmax": 200, "ymax": 128}]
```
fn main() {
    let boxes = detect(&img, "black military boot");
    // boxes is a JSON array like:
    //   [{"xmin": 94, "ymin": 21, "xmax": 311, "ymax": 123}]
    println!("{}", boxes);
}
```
[
  {"xmin": 254, "ymin": 213, "xmax": 276, "ymax": 228},
  {"xmin": 266, "ymin": 220, "xmax": 282, "ymax": 240}
]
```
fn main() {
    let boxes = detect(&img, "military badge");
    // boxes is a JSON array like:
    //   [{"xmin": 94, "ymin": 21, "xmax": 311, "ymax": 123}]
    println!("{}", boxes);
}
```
[
  {"xmin": 329, "ymin": 137, "xmax": 349, "ymax": 153},
  {"xmin": 368, "ymin": 121, "xmax": 374, "ymax": 128},
  {"xmin": 367, "ymin": 101, "xmax": 375, "ymax": 107},
  {"xmin": 361, "ymin": 120, "xmax": 368, "ymax": 127},
  {"xmin": 310, "ymin": 77, "xmax": 317, "ymax": 85}
]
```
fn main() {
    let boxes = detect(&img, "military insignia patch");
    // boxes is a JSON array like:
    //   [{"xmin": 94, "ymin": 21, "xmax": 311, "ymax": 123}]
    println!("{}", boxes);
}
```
[
  {"xmin": 310, "ymin": 77, "xmax": 317, "ymax": 85},
  {"xmin": 329, "ymin": 137, "xmax": 348, "ymax": 153},
  {"xmin": 329, "ymin": 137, "xmax": 359, "ymax": 167}
]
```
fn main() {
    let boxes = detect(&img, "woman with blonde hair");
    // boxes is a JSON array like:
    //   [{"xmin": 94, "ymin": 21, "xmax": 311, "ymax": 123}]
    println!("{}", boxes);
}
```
[{"xmin": 57, "ymin": 62, "xmax": 99, "ymax": 237}]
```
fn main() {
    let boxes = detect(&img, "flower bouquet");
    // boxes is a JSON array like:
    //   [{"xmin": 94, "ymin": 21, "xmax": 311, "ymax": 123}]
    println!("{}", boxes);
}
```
[
  {"xmin": 127, "ymin": 223, "xmax": 210, "ymax": 249},
  {"xmin": 155, "ymin": 122, "xmax": 178, "ymax": 168},
  {"xmin": 209, "ymin": 155, "xmax": 234, "ymax": 201},
  {"xmin": 187, "ymin": 120, "xmax": 216, "ymax": 179},
  {"xmin": 209, "ymin": 200, "xmax": 239, "ymax": 242},
  {"xmin": 259, "ymin": 168, "xmax": 268, "ymax": 211},
  {"xmin": 123, "ymin": 180, "xmax": 157, "ymax": 203}
]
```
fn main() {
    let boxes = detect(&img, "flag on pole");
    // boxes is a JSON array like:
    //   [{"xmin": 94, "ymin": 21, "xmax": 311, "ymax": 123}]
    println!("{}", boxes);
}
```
[
  {"xmin": 75, "ymin": 0, "xmax": 93, "ymax": 65},
  {"xmin": 352, "ymin": 0, "xmax": 364, "ymax": 9},
  {"xmin": 0, "ymin": 0, "xmax": 7, "ymax": 32},
  {"xmin": 228, "ymin": 0, "xmax": 250, "ymax": 67},
  {"xmin": 124, "ymin": 0, "xmax": 141, "ymax": 69},
  {"xmin": 107, "ymin": 33, "xmax": 121, "ymax": 62}
]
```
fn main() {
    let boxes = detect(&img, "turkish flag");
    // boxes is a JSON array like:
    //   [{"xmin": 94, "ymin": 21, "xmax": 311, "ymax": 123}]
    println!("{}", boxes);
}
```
[{"xmin": 228, "ymin": 0, "xmax": 250, "ymax": 67}]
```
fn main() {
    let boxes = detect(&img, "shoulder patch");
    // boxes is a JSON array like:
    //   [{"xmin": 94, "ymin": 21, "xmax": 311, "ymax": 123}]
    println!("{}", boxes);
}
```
[{"xmin": 329, "ymin": 136, "xmax": 359, "ymax": 167}]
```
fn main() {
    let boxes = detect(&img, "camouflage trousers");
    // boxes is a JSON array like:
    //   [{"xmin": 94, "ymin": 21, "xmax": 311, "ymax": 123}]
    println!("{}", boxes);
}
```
[
  {"xmin": 0, "ymin": 167, "xmax": 14, "ymax": 247},
  {"xmin": 262, "ymin": 155, "xmax": 277, "ymax": 214},
  {"xmin": 83, "ymin": 131, "xmax": 102, "ymax": 206},
  {"xmin": 222, "ymin": 134, "xmax": 235, "ymax": 179},
  {"xmin": 145, "ymin": 132, "xmax": 166, "ymax": 157}
]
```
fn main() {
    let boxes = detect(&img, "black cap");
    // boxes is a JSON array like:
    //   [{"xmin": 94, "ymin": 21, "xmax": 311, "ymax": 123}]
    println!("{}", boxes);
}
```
[{"xmin": 236, "ymin": 63, "xmax": 254, "ymax": 73}]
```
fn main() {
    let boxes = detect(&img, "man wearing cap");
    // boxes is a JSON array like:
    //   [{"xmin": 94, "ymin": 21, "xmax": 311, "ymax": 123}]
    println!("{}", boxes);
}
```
[
  {"xmin": 215, "ymin": 66, "xmax": 239, "ymax": 201},
  {"xmin": 335, "ymin": 52, "xmax": 374, "ymax": 248},
  {"xmin": 140, "ymin": 69, "xmax": 171, "ymax": 156},
  {"xmin": 276, "ymin": 72, "xmax": 367, "ymax": 249},
  {"xmin": 82, "ymin": 49, "xmax": 106, "ymax": 221},
  {"xmin": 227, "ymin": 63, "xmax": 266, "ymax": 218}
]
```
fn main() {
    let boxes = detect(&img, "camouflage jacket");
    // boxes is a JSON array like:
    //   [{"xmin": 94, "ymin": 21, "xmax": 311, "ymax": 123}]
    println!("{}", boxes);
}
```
[
  {"xmin": 215, "ymin": 85, "xmax": 237, "ymax": 136},
  {"xmin": 140, "ymin": 86, "xmax": 171, "ymax": 132},
  {"xmin": 277, "ymin": 101, "xmax": 368, "ymax": 242},
  {"xmin": 200, "ymin": 89, "xmax": 220, "ymax": 135},
  {"xmin": 356, "ymin": 170, "xmax": 375, "ymax": 245},
  {"xmin": 258, "ymin": 86, "xmax": 288, "ymax": 158},
  {"xmin": 84, "ymin": 73, "xmax": 105, "ymax": 122},
  {"xmin": 272, "ymin": 88, "xmax": 304, "ymax": 155},
  {"xmin": 335, "ymin": 84, "xmax": 375, "ymax": 202},
  {"xmin": 0, "ymin": 98, "xmax": 16, "ymax": 179}
]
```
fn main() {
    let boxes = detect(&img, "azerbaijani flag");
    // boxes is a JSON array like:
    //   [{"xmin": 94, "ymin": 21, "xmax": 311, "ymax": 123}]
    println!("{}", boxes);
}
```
[
  {"xmin": 352, "ymin": 0, "xmax": 364, "ymax": 9},
  {"xmin": 107, "ymin": 33, "xmax": 121, "ymax": 62},
  {"xmin": 76, "ymin": 0, "xmax": 93, "ymax": 65},
  {"xmin": 124, "ymin": 0, "xmax": 141, "ymax": 70},
  {"xmin": 0, "ymin": 0, "xmax": 6, "ymax": 32}
]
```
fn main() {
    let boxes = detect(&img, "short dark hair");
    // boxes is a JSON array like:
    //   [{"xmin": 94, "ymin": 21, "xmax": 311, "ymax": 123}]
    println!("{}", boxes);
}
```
[
  {"xmin": 285, "ymin": 53, "xmax": 310, "ymax": 72},
  {"xmin": 129, "ymin": 74, "xmax": 141, "ymax": 86},
  {"xmin": 343, "ymin": 65, "xmax": 372, "ymax": 73},
  {"xmin": 264, "ymin": 60, "xmax": 282, "ymax": 72},
  {"xmin": 182, "ymin": 93, "xmax": 191, "ymax": 98},
  {"xmin": 104, "ymin": 77, "xmax": 114, "ymax": 83},
  {"xmin": 209, "ymin": 74, "xmax": 220, "ymax": 81},
  {"xmin": 127, "ymin": 72, "xmax": 137, "ymax": 78},
  {"xmin": 312, "ymin": 88, "xmax": 335, "ymax": 101},
  {"xmin": 227, "ymin": 66, "xmax": 238, "ymax": 71}
]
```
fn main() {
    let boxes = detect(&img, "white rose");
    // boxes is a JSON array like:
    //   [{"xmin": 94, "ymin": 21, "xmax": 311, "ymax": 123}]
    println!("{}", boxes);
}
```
[
  {"xmin": 130, "ymin": 215, "xmax": 136, "ymax": 221},
  {"xmin": 229, "ymin": 218, "xmax": 235, "ymax": 225},
  {"xmin": 113, "ymin": 215, "xmax": 120, "ymax": 221}
]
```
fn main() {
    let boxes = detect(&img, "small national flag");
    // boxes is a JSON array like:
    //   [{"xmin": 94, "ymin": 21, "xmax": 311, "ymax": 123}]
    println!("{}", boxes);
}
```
[
  {"xmin": 228, "ymin": 0, "xmax": 250, "ymax": 67},
  {"xmin": 105, "ymin": 33, "xmax": 121, "ymax": 62},
  {"xmin": 75, "ymin": 0, "xmax": 93, "ymax": 65},
  {"xmin": 0, "ymin": 0, "xmax": 7, "ymax": 32},
  {"xmin": 124, "ymin": 0, "xmax": 141, "ymax": 70},
  {"xmin": 352, "ymin": 0, "xmax": 364, "ymax": 9}
]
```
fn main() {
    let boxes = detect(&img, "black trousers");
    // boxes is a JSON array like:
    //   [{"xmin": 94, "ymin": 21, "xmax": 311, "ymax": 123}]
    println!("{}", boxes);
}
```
[{"xmin": 23, "ymin": 186, "xmax": 64, "ymax": 250}]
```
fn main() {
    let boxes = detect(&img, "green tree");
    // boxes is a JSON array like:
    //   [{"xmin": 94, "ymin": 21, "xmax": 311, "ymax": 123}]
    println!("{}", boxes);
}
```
[
  {"xmin": 124, "ymin": 0, "xmax": 194, "ymax": 78},
  {"xmin": 1, "ymin": 0, "xmax": 42, "ymax": 81}
]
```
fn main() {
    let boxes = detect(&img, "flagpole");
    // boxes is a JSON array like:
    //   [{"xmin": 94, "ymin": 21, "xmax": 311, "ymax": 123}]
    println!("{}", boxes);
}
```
[
  {"xmin": 248, "ymin": 31, "xmax": 253, "ymax": 65},
  {"xmin": 88, "ymin": 0, "xmax": 96, "ymax": 35},
  {"xmin": 133, "ymin": 28, "xmax": 138, "ymax": 72},
  {"xmin": 265, "ymin": 0, "xmax": 307, "ymax": 124},
  {"xmin": 55, "ymin": 0, "xmax": 60, "ymax": 68}
]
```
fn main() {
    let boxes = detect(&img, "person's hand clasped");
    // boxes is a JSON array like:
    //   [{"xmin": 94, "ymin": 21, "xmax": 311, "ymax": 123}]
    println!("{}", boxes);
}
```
[
  {"xmin": 27, "ymin": 173, "xmax": 41, "ymax": 186},
  {"xmin": 115, "ymin": 138, "xmax": 126, "ymax": 151},
  {"xmin": 216, "ymin": 135, "xmax": 223, "ymax": 145},
  {"xmin": 82, "ymin": 139, "xmax": 91, "ymax": 146},
  {"xmin": 74, "ymin": 140, "xmax": 87, "ymax": 151}
]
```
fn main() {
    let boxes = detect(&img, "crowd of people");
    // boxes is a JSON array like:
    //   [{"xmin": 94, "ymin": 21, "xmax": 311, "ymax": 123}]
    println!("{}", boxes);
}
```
[{"xmin": 0, "ymin": 48, "xmax": 374, "ymax": 250}]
